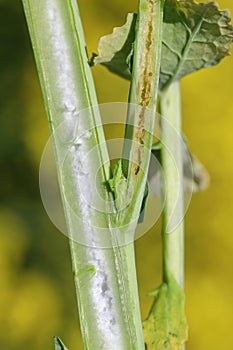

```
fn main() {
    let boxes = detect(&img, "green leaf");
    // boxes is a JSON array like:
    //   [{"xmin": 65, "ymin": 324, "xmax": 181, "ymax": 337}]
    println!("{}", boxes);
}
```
[
  {"xmin": 108, "ymin": 160, "xmax": 128, "ymax": 213},
  {"xmin": 54, "ymin": 337, "xmax": 68, "ymax": 350},
  {"xmin": 183, "ymin": 151, "xmax": 209, "ymax": 193},
  {"xmin": 109, "ymin": 160, "xmax": 149, "ymax": 223},
  {"xmin": 91, "ymin": 1, "xmax": 233, "ymax": 90},
  {"xmin": 138, "ymin": 181, "xmax": 149, "ymax": 224},
  {"xmin": 143, "ymin": 272, "xmax": 188, "ymax": 350},
  {"xmin": 150, "ymin": 140, "xmax": 209, "ymax": 194},
  {"xmin": 160, "ymin": 0, "xmax": 233, "ymax": 90},
  {"xmin": 90, "ymin": 13, "xmax": 137, "ymax": 80}
]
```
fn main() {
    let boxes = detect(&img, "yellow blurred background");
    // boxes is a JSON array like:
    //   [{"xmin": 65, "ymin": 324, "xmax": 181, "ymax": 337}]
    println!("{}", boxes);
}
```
[{"xmin": 0, "ymin": 0, "xmax": 233, "ymax": 349}]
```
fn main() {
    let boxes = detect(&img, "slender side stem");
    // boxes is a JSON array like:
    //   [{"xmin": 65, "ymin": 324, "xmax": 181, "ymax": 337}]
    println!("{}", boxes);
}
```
[
  {"xmin": 123, "ymin": 0, "xmax": 165, "ymax": 222},
  {"xmin": 160, "ymin": 81, "xmax": 184, "ymax": 287},
  {"xmin": 117, "ymin": 2, "xmax": 165, "ymax": 349},
  {"xmin": 22, "ymin": 0, "xmax": 144, "ymax": 348}
]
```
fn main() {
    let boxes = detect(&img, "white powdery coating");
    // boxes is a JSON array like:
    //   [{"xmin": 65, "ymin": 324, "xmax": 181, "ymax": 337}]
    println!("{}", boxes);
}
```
[
  {"xmin": 47, "ymin": 6, "xmax": 125, "ymax": 346},
  {"xmin": 90, "ymin": 248, "xmax": 120, "ymax": 341},
  {"xmin": 69, "ymin": 138, "xmax": 124, "ymax": 347},
  {"xmin": 47, "ymin": 6, "xmax": 77, "ymax": 123}
]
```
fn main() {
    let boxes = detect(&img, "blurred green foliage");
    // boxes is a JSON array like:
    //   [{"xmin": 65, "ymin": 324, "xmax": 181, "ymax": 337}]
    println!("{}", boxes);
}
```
[{"xmin": 0, "ymin": 0, "xmax": 233, "ymax": 349}]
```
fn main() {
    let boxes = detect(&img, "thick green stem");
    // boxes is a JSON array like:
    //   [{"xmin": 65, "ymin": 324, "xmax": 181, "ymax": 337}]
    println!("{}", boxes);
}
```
[
  {"xmin": 22, "ymin": 0, "xmax": 144, "ymax": 348},
  {"xmin": 160, "ymin": 81, "xmax": 184, "ymax": 288}
]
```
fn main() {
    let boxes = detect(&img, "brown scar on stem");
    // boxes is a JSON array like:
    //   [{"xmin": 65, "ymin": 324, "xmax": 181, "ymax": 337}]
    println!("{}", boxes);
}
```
[{"xmin": 134, "ymin": 2, "xmax": 155, "ymax": 175}]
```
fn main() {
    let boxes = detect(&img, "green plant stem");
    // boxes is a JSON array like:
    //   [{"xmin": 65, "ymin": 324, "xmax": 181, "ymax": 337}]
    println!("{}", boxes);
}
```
[
  {"xmin": 22, "ymin": 0, "xmax": 145, "ymax": 349},
  {"xmin": 121, "ymin": 2, "xmax": 165, "ymax": 348},
  {"xmin": 123, "ymin": 0, "xmax": 165, "ymax": 222},
  {"xmin": 160, "ymin": 81, "xmax": 184, "ymax": 288}
]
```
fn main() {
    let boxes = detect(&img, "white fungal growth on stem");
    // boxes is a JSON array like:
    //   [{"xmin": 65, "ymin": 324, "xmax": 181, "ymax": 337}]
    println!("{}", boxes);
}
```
[{"xmin": 47, "ymin": 5, "xmax": 78, "ymax": 123}]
